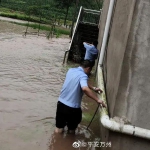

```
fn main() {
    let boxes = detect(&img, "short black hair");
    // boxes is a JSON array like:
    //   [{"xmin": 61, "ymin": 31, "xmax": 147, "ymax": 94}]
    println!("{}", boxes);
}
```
[
  {"xmin": 80, "ymin": 60, "xmax": 93, "ymax": 68},
  {"xmin": 93, "ymin": 40, "xmax": 98, "ymax": 47}
]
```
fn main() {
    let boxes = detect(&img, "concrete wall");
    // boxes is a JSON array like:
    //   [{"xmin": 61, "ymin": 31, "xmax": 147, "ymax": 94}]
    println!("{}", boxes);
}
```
[{"xmin": 97, "ymin": 0, "xmax": 150, "ymax": 149}]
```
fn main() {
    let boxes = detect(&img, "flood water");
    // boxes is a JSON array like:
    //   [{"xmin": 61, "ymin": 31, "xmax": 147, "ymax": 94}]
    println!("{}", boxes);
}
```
[{"xmin": 0, "ymin": 21, "xmax": 101, "ymax": 150}]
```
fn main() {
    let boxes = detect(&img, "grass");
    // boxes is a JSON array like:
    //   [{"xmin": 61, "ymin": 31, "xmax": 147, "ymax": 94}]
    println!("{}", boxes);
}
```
[
  {"xmin": 12, "ymin": 22, "xmax": 70, "ymax": 37},
  {"xmin": 0, "ymin": 6, "xmax": 71, "ymax": 37},
  {"xmin": 0, "ymin": 7, "xmax": 72, "ymax": 27},
  {"xmin": 0, "ymin": 12, "xmax": 46, "ymax": 23}
]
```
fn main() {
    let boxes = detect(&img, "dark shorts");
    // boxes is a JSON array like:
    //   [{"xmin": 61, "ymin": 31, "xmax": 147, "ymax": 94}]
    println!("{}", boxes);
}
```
[{"xmin": 56, "ymin": 101, "xmax": 82, "ymax": 130}]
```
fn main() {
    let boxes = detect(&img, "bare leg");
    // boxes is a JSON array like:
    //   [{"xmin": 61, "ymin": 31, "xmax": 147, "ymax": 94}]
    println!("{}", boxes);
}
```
[
  {"xmin": 68, "ymin": 130, "xmax": 75, "ymax": 134},
  {"xmin": 54, "ymin": 127, "xmax": 64, "ymax": 133}
]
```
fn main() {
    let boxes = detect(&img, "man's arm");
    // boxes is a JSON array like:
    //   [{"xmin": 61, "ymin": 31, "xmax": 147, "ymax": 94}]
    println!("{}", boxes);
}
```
[
  {"xmin": 88, "ymin": 84, "xmax": 103, "ymax": 93},
  {"xmin": 83, "ymin": 42, "xmax": 93, "ymax": 46},
  {"xmin": 82, "ymin": 86, "xmax": 106, "ymax": 107},
  {"xmin": 83, "ymin": 42, "xmax": 93, "ymax": 50}
]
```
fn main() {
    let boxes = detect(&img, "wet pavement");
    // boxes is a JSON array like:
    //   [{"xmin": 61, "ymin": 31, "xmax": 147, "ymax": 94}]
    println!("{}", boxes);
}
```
[{"xmin": 0, "ymin": 20, "xmax": 101, "ymax": 150}]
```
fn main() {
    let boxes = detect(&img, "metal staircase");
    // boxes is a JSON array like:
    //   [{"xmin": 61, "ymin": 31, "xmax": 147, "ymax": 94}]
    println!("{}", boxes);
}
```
[{"xmin": 63, "ymin": 6, "xmax": 101, "ymax": 64}]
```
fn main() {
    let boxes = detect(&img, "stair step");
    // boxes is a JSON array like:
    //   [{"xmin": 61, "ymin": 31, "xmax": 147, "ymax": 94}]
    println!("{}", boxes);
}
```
[
  {"xmin": 78, "ymin": 25, "xmax": 98, "ymax": 29},
  {"xmin": 80, "ymin": 33, "xmax": 98, "ymax": 38},
  {"xmin": 78, "ymin": 27, "xmax": 98, "ymax": 32}
]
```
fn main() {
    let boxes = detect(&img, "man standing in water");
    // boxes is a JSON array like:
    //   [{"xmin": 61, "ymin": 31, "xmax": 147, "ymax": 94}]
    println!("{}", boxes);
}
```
[
  {"xmin": 55, "ymin": 60, "xmax": 106, "ymax": 134},
  {"xmin": 83, "ymin": 41, "xmax": 99, "ymax": 67}
]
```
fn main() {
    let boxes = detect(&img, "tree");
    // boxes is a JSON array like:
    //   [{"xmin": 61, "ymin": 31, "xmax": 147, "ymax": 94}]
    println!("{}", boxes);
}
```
[
  {"xmin": 55, "ymin": 0, "xmax": 75, "ymax": 25},
  {"xmin": 70, "ymin": 0, "xmax": 79, "ymax": 38},
  {"xmin": 95, "ymin": 0, "xmax": 103, "ymax": 9}
]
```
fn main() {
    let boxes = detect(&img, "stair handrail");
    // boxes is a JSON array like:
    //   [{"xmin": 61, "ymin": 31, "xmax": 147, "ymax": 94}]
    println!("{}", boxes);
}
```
[
  {"xmin": 63, "ymin": 6, "xmax": 83, "ymax": 64},
  {"xmin": 83, "ymin": 8, "xmax": 100, "ymax": 14},
  {"xmin": 81, "ymin": 8, "xmax": 101, "ymax": 25}
]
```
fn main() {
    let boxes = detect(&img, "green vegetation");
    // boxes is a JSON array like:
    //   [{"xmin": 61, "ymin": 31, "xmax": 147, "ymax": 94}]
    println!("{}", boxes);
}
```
[
  {"xmin": 0, "ymin": 0, "xmax": 103, "ymax": 36},
  {"xmin": 0, "ymin": 12, "xmax": 31, "ymax": 21},
  {"xmin": 12, "ymin": 22, "xmax": 70, "ymax": 37}
]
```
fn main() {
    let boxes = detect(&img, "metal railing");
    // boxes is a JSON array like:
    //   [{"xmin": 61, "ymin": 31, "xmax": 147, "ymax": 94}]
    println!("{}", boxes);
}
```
[
  {"xmin": 81, "ymin": 8, "xmax": 100, "ymax": 25},
  {"xmin": 63, "ymin": 6, "xmax": 83, "ymax": 64},
  {"xmin": 63, "ymin": 6, "xmax": 101, "ymax": 64}
]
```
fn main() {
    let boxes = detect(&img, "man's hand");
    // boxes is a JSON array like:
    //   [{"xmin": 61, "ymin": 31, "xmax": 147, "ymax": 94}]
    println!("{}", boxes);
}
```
[
  {"xmin": 93, "ymin": 87, "xmax": 103, "ymax": 93},
  {"xmin": 82, "ymin": 86, "xmax": 106, "ymax": 108},
  {"xmin": 97, "ymin": 100, "xmax": 107, "ymax": 108},
  {"xmin": 83, "ymin": 42, "xmax": 93, "ymax": 46}
]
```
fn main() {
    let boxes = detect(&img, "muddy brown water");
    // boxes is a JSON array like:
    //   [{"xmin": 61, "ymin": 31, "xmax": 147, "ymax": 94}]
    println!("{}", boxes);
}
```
[{"xmin": 0, "ymin": 20, "xmax": 101, "ymax": 150}]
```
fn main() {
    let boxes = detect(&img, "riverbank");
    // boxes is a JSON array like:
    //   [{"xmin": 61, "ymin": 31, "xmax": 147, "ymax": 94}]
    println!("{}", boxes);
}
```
[{"xmin": 0, "ymin": 16, "xmax": 70, "ymax": 37}]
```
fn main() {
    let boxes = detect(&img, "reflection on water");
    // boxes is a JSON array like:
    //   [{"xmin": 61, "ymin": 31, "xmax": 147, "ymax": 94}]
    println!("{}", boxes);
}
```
[
  {"xmin": 0, "ymin": 31, "xmax": 69, "ymax": 150},
  {"xmin": 0, "ymin": 21, "xmax": 100, "ymax": 150},
  {"xmin": 49, "ymin": 125, "xmax": 100, "ymax": 150}
]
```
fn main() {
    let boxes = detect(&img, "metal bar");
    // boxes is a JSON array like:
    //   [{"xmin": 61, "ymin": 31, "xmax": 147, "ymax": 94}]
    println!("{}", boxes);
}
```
[
  {"xmin": 63, "ymin": 6, "xmax": 83, "ymax": 64},
  {"xmin": 83, "ymin": 8, "xmax": 101, "ymax": 13}
]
